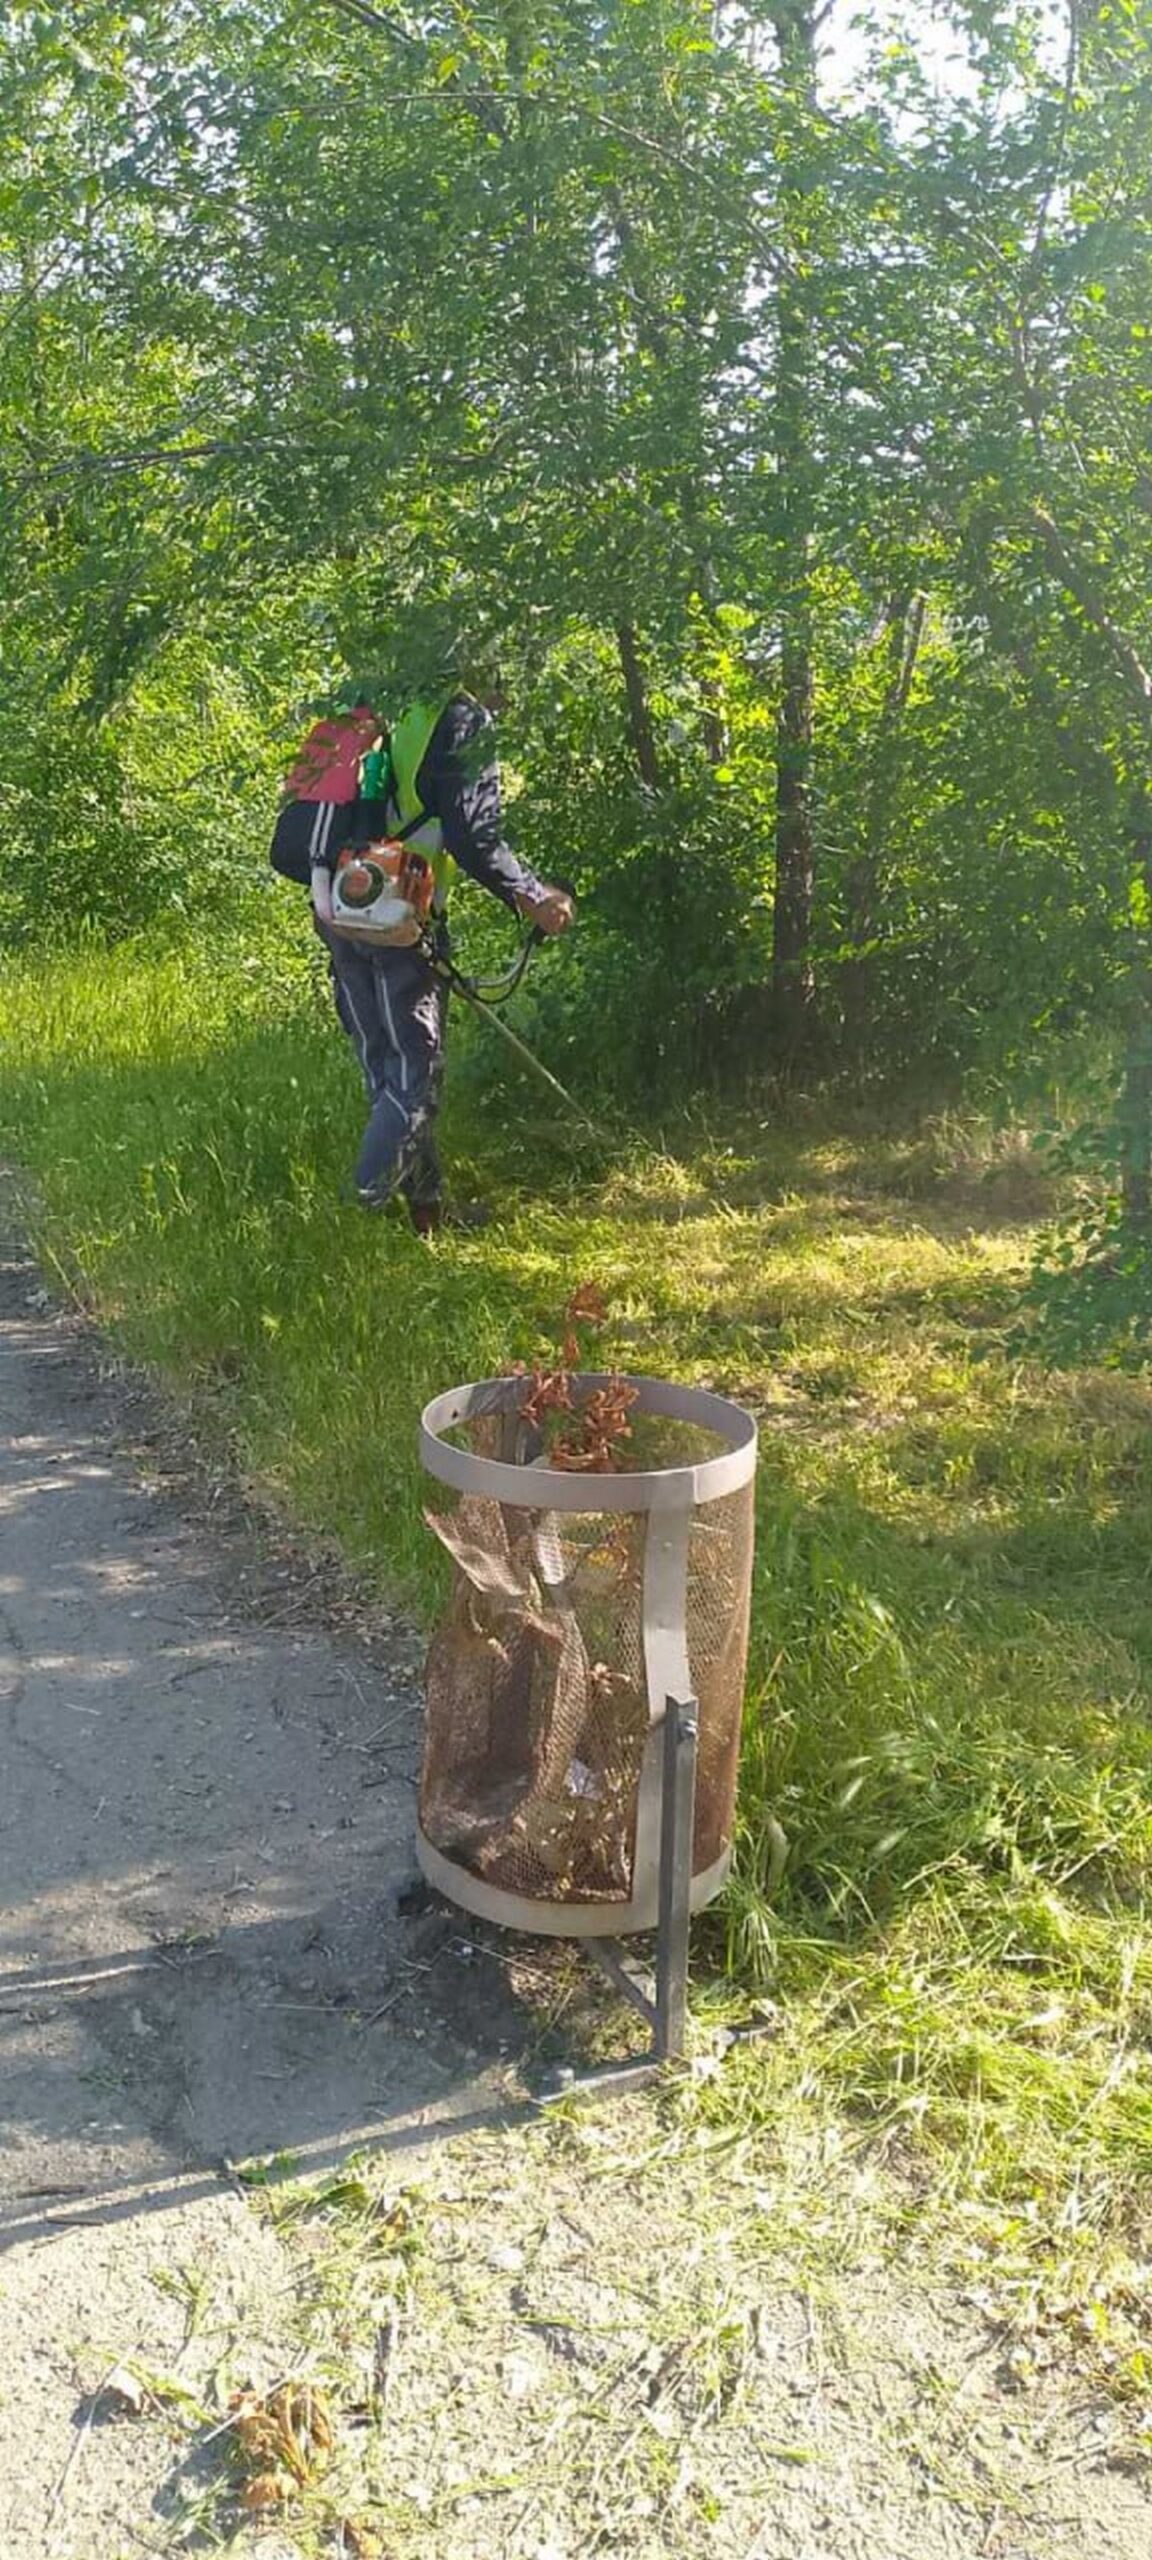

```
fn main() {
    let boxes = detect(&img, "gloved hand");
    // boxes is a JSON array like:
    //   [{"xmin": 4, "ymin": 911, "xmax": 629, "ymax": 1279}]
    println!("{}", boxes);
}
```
[
  {"xmin": 310, "ymin": 863, "xmax": 334, "ymax": 924},
  {"xmin": 519, "ymin": 885, "xmax": 575, "ymax": 937}
]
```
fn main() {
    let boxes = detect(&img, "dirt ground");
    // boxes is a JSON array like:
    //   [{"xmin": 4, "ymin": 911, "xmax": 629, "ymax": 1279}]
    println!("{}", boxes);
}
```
[{"xmin": 1, "ymin": 1183, "xmax": 1149, "ymax": 2560}]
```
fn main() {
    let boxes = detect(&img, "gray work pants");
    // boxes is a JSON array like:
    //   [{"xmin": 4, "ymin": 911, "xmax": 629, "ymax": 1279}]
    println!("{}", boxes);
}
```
[{"xmin": 320, "ymin": 925, "xmax": 446, "ymax": 1209}]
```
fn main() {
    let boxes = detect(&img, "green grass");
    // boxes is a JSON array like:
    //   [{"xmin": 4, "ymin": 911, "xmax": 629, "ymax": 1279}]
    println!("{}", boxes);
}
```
[{"xmin": 4, "ymin": 929, "xmax": 1152, "ymax": 2296}]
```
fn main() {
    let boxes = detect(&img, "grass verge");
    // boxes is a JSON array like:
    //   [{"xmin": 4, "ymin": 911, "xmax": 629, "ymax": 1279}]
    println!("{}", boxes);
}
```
[{"xmin": 2, "ymin": 931, "xmax": 1152, "ymax": 2324}]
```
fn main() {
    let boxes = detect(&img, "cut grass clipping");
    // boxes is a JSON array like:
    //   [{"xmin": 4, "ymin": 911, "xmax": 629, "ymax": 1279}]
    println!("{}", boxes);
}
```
[{"xmin": 3, "ymin": 931, "xmax": 1152, "ymax": 2289}]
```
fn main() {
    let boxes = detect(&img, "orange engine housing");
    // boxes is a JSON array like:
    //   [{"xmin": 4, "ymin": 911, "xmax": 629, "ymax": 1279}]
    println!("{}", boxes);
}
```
[
  {"xmin": 328, "ymin": 840, "xmax": 437, "ymax": 945},
  {"xmin": 334, "ymin": 841, "xmax": 435, "ymax": 918}
]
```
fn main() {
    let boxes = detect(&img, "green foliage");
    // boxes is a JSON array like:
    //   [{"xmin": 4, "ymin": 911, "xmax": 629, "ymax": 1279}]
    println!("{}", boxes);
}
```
[
  {"xmin": 4, "ymin": 0, "xmax": 1152, "ymax": 1122},
  {"xmin": 1023, "ymin": 1098, "xmax": 1152, "ymax": 1365},
  {"xmin": 0, "ymin": 640, "xmax": 285, "ymax": 943},
  {"xmin": 1029, "ymin": 1211, "xmax": 1152, "ymax": 1368}
]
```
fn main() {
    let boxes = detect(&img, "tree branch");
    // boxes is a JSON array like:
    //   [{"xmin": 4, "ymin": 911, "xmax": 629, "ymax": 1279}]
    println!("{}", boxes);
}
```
[
  {"xmin": 1027, "ymin": 0, "xmax": 1080, "ymax": 284},
  {"xmin": 1031, "ymin": 505, "xmax": 1152, "ymax": 717},
  {"xmin": 616, "ymin": 623, "xmax": 662, "ymax": 790},
  {"xmin": 314, "ymin": 0, "xmax": 420, "ymax": 49},
  {"xmin": 309, "ymin": 0, "xmax": 507, "ymax": 134}
]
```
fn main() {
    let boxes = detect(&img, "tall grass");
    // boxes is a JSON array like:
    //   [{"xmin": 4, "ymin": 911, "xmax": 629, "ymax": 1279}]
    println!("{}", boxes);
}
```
[{"xmin": 4, "ymin": 929, "xmax": 1152, "ymax": 2279}]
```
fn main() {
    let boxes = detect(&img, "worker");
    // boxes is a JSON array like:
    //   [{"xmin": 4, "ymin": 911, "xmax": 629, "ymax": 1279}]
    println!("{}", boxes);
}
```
[{"xmin": 278, "ymin": 658, "xmax": 572, "ymax": 1234}]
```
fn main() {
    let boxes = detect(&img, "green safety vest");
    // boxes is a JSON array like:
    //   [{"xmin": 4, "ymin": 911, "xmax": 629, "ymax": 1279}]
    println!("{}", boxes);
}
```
[{"xmin": 385, "ymin": 696, "xmax": 455, "ymax": 904}]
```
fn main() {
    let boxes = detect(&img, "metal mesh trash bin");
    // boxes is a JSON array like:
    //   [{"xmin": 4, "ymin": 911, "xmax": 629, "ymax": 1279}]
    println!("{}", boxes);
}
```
[{"xmin": 416, "ymin": 1375, "xmax": 757, "ymax": 1937}]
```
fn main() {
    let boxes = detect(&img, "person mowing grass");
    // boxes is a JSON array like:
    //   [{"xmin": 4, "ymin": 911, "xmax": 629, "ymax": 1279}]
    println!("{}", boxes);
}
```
[{"xmin": 274, "ymin": 629, "xmax": 572, "ymax": 1236}]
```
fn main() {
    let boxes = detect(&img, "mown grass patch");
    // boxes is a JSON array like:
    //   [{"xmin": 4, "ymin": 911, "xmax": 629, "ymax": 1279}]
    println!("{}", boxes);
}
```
[{"xmin": 3, "ymin": 932, "xmax": 1152, "ymax": 2298}]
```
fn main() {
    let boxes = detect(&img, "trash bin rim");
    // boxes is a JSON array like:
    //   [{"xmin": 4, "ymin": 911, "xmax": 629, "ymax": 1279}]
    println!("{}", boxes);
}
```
[{"xmin": 420, "ymin": 1372, "xmax": 758, "ymax": 1512}]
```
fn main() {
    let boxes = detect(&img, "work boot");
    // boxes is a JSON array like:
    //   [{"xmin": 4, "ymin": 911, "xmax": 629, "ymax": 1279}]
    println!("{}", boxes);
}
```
[{"xmin": 407, "ymin": 1199, "xmax": 490, "ymax": 1238}]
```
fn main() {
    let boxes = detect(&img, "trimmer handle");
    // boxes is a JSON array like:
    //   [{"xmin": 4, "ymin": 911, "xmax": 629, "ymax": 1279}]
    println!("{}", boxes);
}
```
[{"xmin": 527, "ymin": 876, "xmax": 578, "ymax": 947}]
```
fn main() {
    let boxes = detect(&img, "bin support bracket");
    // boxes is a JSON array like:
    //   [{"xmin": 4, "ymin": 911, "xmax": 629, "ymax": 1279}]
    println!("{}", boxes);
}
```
[{"xmin": 536, "ymin": 1699, "xmax": 771, "ymax": 2104}]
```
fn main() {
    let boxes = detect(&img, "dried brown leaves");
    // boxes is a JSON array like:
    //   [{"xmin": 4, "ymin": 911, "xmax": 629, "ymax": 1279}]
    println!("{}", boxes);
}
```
[
  {"xmin": 229, "ymin": 2379, "xmax": 334, "ymax": 2509},
  {"xmin": 515, "ymin": 1287, "xmax": 638, "ymax": 1473}
]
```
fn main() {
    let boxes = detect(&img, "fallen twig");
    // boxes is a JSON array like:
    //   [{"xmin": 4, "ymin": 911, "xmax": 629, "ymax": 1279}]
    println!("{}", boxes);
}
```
[{"xmin": 41, "ymin": 2359, "xmax": 119, "ymax": 2552}]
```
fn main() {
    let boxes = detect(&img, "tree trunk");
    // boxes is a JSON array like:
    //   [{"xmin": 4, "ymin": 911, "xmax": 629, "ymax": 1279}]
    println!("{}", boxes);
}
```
[
  {"xmin": 842, "ymin": 593, "xmax": 926, "ymax": 1052},
  {"xmin": 772, "ymin": 626, "xmax": 815, "ymax": 1045},
  {"xmin": 1019, "ymin": 508, "xmax": 1152, "ymax": 1233},
  {"xmin": 616, "ymin": 621, "xmax": 662, "ymax": 790},
  {"xmin": 1122, "ymin": 823, "xmax": 1152, "ymax": 1230},
  {"xmin": 605, "ymin": 188, "xmax": 728, "ymax": 770},
  {"xmin": 768, "ymin": 1, "xmax": 818, "ymax": 1057}
]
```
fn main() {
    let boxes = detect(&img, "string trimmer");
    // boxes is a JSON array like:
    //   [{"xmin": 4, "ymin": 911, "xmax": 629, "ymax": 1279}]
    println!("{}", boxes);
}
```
[
  {"xmin": 423, "ymin": 903, "xmax": 615, "ymax": 1148},
  {"xmin": 328, "ymin": 842, "xmax": 610, "ymax": 1144}
]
